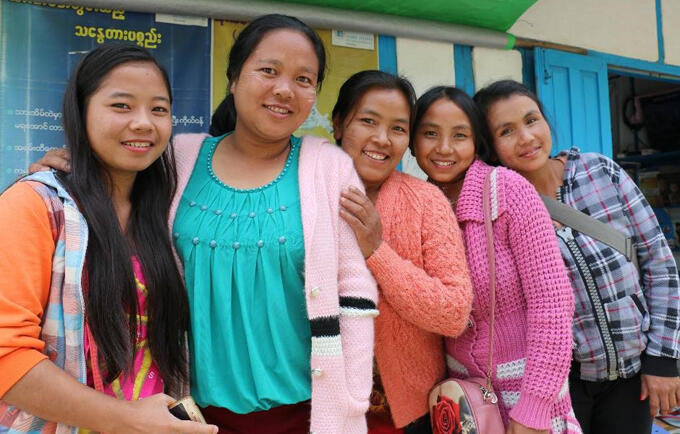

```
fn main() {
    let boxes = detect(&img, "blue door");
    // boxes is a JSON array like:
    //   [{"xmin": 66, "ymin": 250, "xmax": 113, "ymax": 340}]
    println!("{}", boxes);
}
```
[{"xmin": 534, "ymin": 48, "xmax": 613, "ymax": 156}]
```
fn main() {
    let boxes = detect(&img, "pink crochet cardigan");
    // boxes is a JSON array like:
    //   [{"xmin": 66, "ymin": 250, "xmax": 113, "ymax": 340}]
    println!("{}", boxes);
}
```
[
  {"xmin": 366, "ymin": 171, "xmax": 473, "ymax": 428},
  {"xmin": 447, "ymin": 160, "xmax": 579, "ymax": 432},
  {"xmin": 169, "ymin": 134, "xmax": 378, "ymax": 434}
]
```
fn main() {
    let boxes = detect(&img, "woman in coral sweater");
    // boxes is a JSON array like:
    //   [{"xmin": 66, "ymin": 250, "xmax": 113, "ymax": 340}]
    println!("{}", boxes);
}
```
[
  {"xmin": 333, "ymin": 71, "xmax": 474, "ymax": 434},
  {"xmin": 411, "ymin": 86, "xmax": 580, "ymax": 434}
]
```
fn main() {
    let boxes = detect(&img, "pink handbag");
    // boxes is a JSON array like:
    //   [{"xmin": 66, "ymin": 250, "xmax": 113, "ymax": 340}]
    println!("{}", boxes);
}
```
[{"xmin": 429, "ymin": 168, "xmax": 505, "ymax": 434}]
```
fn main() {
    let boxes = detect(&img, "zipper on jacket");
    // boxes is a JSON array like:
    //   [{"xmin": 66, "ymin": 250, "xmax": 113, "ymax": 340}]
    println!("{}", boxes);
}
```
[{"xmin": 556, "ymin": 225, "xmax": 619, "ymax": 381}]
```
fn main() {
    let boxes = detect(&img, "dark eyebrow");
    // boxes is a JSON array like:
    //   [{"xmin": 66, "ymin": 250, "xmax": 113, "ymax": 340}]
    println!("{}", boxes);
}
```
[
  {"xmin": 109, "ymin": 91, "xmax": 134, "ymax": 99},
  {"xmin": 256, "ymin": 58, "xmax": 318, "ymax": 77},
  {"xmin": 418, "ymin": 122, "xmax": 470, "ymax": 130},
  {"xmin": 108, "ymin": 91, "xmax": 170, "ymax": 103},
  {"xmin": 492, "ymin": 108, "xmax": 539, "ymax": 131},
  {"xmin": 417, "ymin": 121, "xmax": 440, "ymax": 129},
  {"xmin": 451, "ymin": 124, "xmax": 471, "ymax": 130},
  {"xmin": 492, "ymin": 122, "xmax": 512, "ymax": 132},
  {"xmin": 357, "ymin": 108, "xmax": 382, "ymax": 118}
]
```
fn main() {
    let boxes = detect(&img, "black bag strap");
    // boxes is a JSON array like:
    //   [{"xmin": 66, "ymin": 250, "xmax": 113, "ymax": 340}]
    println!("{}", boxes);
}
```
[{"xmin": 541, "ymin": 194, "xmax": 639, "ymax": 271}]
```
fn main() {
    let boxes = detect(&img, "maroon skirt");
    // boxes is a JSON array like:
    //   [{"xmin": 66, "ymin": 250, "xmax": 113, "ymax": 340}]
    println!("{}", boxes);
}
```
[{"xmin": 201, "ymin": 400, "xmax": 311, "ymax": 434}]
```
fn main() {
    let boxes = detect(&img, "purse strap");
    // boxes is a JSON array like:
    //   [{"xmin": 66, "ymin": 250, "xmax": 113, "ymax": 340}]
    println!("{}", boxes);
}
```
[
  {"xmin": 540, "ymin": 194, "xmax": 639, "ymax": 271},
  {"xmin": 482, "ymin": 168, "xmax": 496, "ymax": 395}
]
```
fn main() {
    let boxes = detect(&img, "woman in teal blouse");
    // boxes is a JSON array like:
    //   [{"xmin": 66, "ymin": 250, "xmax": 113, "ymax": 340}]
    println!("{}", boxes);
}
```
[
  {"xmin": 173, "ymin": 134, "xmax": 310, "ymax": 413},
  {"xmin": 168, "ymin": 14, "xmax": 378, "ymax": 433}
]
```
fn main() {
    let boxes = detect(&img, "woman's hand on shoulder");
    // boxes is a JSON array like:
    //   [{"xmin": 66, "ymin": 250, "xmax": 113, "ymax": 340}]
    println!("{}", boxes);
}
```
[
  {"xmin": 339, "ymin": 186, "xmax": 382, "ymax": 259},
  {"xmin": 114, "ymin": 394, "xmax": 217, "ymax": 434},
  {"xmin": 506, "ymin": 419, "xmax": 549, "ymax": 434},
  {"xmin": 28, "ymin": 148, "xmax": 71, "ymax": 173}
]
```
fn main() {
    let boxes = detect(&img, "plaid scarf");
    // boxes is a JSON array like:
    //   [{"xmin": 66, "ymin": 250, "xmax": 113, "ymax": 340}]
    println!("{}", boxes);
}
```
[{"xmin": 0, "ymin": 171, "xmax": 88, "ymax": 434}]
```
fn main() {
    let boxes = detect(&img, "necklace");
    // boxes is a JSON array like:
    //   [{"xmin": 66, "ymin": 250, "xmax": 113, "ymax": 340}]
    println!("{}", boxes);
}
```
[{"xmin": 435, "ymin": 182, "xmax": 458, "ymax": 209}]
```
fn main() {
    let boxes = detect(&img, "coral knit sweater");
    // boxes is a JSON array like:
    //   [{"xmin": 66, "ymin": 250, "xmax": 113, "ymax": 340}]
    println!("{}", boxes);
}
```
[{"xmin": 366, "ymin": 171, "xmax": 473, "ymax": 428}]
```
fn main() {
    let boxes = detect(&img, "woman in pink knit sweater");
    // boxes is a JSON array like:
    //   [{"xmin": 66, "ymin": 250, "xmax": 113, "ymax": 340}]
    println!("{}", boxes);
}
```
[
  {"xmin": 412, "ymin": 86, "xmax": 581, "ymax": 434},
  {"xmin": 333, "ymin": 71, "xmax": 474, "ymax": 434}
]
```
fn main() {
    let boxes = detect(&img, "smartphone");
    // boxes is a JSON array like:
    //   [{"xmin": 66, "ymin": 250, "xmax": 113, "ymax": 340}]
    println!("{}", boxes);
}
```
[{"xmin": 168, "ymin": 396, "xmax": 207, "ymax": 424}]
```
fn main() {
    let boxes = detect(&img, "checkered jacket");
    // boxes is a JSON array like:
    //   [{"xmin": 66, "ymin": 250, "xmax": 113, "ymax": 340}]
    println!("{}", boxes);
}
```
[{"xmin": 555, "ymin": 148, "xmax": 680, "ymax": 381}]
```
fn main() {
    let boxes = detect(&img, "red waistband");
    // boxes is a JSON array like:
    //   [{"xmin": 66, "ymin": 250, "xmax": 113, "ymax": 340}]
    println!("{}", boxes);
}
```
[{"xmin": 201, "ymin": 400, "xmax": 311, "ymax": 434}]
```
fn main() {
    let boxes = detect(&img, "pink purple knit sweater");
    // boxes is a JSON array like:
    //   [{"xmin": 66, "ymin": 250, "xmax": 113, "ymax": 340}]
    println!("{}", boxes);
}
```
[
  {"xmin": 366, "ymin": 171, "xmax": 473, "ymax": 428},
  {"xmin": 447, "ymin": 160, "xmax": 581, "ymax": 433}
]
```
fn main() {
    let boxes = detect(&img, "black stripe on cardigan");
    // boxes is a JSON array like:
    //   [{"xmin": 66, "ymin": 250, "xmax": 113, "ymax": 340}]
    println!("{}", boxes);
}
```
[
  {"xmin": 309, "ymin": 316, "xmax": 340, "ymax": 337},
  {"xmin": 339, "ymin": 296, "xmax": 377, "ymax": 311}
]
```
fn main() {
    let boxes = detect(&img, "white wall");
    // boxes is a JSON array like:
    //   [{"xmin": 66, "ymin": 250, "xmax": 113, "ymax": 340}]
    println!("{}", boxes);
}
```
[
  {"xmin": 662, "ymin": 0, "xmax": 680, "ymax": 65},
  {"xmin": 395, "ymin": 37, "xmax": 455, "ymax": 179},
  {"xmin": 395, "ymin": 38, "xmax": 455, "ymax": 96},
  {"xmin": 472, "ymin": 47, "xmax": 523, "ymax": 90},
  {"xmin": 510, "ymin": 0, "xmax": 658, "ymax": 62}
]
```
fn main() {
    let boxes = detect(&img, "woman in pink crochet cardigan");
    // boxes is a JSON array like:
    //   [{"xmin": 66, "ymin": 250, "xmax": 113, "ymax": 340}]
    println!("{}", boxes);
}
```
[
  {"xmin": 333, "ymin": 71, "xmax": 474, "ymax": 434},
  {"xmin": 411, "ymin": 86, "xmax": 581, "ymax": 434}
]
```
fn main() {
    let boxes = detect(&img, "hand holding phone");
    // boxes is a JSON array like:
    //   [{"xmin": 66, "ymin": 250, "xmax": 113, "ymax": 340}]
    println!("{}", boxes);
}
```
[{"xmin": 168, "ymin": 396, "xmax": 207, "ymax": 424}]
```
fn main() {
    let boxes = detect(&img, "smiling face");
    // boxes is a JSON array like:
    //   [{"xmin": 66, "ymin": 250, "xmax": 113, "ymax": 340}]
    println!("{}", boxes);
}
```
[
  {"xmin": 486, "ymin": 94, "xmax": 553, "ymax": 175},
  {"xmin": 85, "ymin": 61, "xmax": 171, "ymax": 183},
  {"xmin": 334, "ymin": 88, "xmax": 411, "ymax": 193},
  {"xmin": 413, "ymin": 98, "xmax": 476, "ymax": 185},
  {"xmin": 230, "ymin": 28, "xmax": 318, "ymax": 145}
]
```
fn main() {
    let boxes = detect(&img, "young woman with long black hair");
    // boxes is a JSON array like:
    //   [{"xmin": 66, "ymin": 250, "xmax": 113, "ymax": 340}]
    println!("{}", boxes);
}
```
[{"xmin": 0, "ymin": 44, "xmax": 216, "ymax": 434}]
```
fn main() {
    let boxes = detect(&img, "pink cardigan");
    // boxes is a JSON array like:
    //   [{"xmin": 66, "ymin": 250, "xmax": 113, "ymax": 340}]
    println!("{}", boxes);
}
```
[
  {"xmin": 366, "ymin": 171, "xmax": 473, "ymax": 428},
  {"xmin": 169, "ymin": 134, "xmax": 378, "ymax": 434},
  {"xmin": 447, "ymin": 160, "xmax": 578, "ymax": 432}
]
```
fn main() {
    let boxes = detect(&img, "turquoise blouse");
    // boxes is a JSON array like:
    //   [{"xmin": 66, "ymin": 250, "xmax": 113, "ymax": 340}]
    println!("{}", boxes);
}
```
[{"xmin": 172, "ymin": 134, "xmax": 311, "ymax": 413}]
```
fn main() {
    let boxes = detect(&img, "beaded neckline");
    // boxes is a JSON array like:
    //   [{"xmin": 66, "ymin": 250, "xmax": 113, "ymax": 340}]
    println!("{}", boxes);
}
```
[{"xmin": 207, "ymin": 134, "xmax": 298, "ymax": 192}]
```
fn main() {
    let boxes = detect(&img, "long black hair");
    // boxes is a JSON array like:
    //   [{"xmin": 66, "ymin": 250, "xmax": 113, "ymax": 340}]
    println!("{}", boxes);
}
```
[
  {"xmin": 209, "ymin": 14, "xmax": 327, "ymax": 136},
  {"xmin": 331, "ymin": 70, "xmax": 416, "ymax": 145},
  {"xmin": 59, "ymin": 43, "xmax": 188, "ymax": 389},
  {"xmin": 412, "ymin": 86, "xmax": 494, "ymax": 163},
  {"xmin": 473, "ymin": 80, "xmax": 551, "ymax": 163}
]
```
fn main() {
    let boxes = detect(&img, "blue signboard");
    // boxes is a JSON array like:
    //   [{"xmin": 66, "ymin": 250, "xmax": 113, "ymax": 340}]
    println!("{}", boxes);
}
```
[{"xmin": 1, "ymin": 1, "xmax": 211, "ymax": 189}]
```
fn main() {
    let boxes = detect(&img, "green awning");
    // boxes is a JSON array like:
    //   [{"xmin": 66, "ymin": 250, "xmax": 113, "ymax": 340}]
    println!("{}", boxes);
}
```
[
  {"xmin": 41, "ymin": 0, "xmax": 530, "ymax": 47},
  {"xmin": 269, "ymin": 0, "xmax": 537, "ymax": 31}
]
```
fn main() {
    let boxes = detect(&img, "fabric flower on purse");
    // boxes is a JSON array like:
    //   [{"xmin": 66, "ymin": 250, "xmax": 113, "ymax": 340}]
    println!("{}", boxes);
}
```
[{"xmin": 431, "ymin": 395, "xmax": 462, "ymax": 434}]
